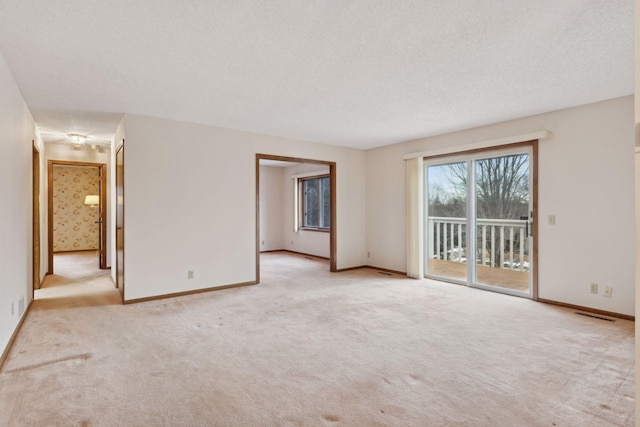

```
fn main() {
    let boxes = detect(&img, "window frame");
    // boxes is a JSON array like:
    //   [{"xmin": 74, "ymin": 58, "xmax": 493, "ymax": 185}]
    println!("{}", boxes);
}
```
[{"xmin": 299, "ymin": 174, "xmax": 331, "ymax": 232}]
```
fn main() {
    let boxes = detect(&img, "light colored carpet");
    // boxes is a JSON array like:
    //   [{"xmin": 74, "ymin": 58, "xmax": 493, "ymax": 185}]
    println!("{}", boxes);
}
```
[
  {"xmin": 35, "ymin": 251, "xmax": 120, "ymax": 306},
  {"xmin": 0, "ymin": 251, "xmax": 634, "ymax": 426}
]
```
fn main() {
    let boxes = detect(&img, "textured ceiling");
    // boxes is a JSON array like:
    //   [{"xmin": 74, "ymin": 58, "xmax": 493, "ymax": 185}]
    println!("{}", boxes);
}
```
[{"xmin": 0, "ymin": 1, "xmax": 633, "ymax": 149}]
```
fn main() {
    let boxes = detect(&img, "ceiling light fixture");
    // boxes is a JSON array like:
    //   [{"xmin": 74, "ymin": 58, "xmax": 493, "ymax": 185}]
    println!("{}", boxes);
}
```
[{"xmin": 68, "ymin": 134, "xmax": 86, "ymax": 145}]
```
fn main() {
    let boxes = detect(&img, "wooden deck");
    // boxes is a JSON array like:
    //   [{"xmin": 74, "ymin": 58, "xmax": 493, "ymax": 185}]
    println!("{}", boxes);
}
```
[{"xmin": 428, "ymin": 259, "xmax": 529, "ymax": 292}]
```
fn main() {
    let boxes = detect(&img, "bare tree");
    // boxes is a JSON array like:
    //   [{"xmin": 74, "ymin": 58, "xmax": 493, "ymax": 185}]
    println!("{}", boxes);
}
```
[
  {"xmin": 475, "ymin": 155, "xmax": 529, "ymax": 220},
  {"xmin": 434, "ymin": 155, "xmax": 528, "ymax": 219},
  {"xmin": 428, "ymin": 155, "xmax": 530, "ymax": 268}
]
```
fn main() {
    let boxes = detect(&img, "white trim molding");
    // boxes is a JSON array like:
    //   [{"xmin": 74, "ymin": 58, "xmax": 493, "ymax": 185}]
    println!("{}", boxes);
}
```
[
  {"xmin": 290, "ymin": 170, "xmax": 330, "ymax": 180},
  {"xmin": 402, "ymin": 130, "xmax": 551, "ymax": 160}
]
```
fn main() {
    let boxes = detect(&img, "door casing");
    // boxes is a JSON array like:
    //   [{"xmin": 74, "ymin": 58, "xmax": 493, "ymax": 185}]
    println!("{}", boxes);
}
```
[
  {"xmin": 32, "ymin": 142, "xmax": 40, "ymax": 295},
  {"xmin": 255, "ymin": 154, "xmax": 337, "ymax": 282},
  {"xmin": 116, "ymin": 142, "xmax": 125, "ymax": 298},
  {"xmin": 47, "ymin": 160, "xmax": 108, "ymax": 273}
]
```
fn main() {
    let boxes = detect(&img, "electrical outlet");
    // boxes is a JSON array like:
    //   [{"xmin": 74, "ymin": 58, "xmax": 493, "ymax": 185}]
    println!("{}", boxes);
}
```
[
  {"xmin": 589, "ymin": 283, "xmax": 598, "ymax": 294},
  {"xmin": 603, "ymin": 286, "xmax": 612, "ymax": 298},
  {"xmin": 11, "ymin": 302, "xmax": 14, "ymax": 316},
  {"xmin": 368, "ymin": 251, "xmax": 371, "ymax": 258},
  {"xmin": 291, "ymin": 240, "xmax": 294, "ymax": 245},
  {"xmin": 188, "ymin": 270, "xmax": 194, "ymax": 279},
  {"xmin": 548, "ymin": 215, "xmax": 556, "ymax": 225},
  {"xmin": 261, "ymin": 240, "xmax": 265, "ymax": 246}
]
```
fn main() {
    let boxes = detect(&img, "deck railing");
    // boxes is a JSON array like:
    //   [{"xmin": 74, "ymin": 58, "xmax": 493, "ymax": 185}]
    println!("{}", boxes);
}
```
[{"xmin": 428, "ymin": 216, "xmax": 529, "ymax": 271}]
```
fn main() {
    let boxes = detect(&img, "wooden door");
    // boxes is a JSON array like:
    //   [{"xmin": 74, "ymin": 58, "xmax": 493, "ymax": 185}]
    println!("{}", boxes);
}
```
[
  {"xmin": 32, "ymin": 143, "xmax": 40, "ymax": 291},
  {"xmin": 116, "ymin": 143, "xmax": 125, "ymax": 297},
  {"xmin": 98, "ymin": 165, "xmax": 107, "ymax": 269}
]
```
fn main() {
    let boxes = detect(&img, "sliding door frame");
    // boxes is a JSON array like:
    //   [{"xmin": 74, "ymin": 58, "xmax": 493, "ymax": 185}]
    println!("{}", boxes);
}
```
[{"xmin": 424, "ymin": 140, "xmax": 539, "ymax": 299}]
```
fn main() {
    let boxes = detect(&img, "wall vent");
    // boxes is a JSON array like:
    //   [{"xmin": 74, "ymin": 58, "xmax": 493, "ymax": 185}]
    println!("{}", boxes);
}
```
[{"xmin": 575, "ymin": 312, "xmax": 615, "ymax": 322}]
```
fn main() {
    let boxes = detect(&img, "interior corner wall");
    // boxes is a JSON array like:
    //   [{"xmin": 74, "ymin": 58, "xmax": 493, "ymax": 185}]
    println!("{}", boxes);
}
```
[
  {"xmin": 282, "ymin": 163, "xmax": 331, "ymax": 258},
  {"xmin": 122, "ymin": 114, "xmax": 367, "ymax": 301},
  {"xmin": 45, "ymin": 143, "xmax": 112, "ymax": 268},
  {"xmin": 0, "ymin": 52, "xmax": 36, "ymax": 358},
  {"xmin": 259, "ymin": 165, "xmax": 284, "ymax": 252},
  {"xmin": 366, "ymin": 96, "xmax": 635, "ymax": 316}
]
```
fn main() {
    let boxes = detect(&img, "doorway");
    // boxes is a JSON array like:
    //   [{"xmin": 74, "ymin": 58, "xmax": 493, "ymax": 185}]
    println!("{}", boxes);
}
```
[
  {"xmin": 47, "ymin": 160, "xmax": 107, "ymax": 274},
  {"xmin": 255, "ymin": 154, "xmax": 337, "ymax": 283},
  {"xmin": 424, "ymin": 143, "xmax": 538, "ymax": 298}
]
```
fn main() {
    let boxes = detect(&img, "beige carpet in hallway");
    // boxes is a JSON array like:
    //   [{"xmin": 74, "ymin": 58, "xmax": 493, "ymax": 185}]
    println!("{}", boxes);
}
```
[
  {"xmin": 0, "ymin": 252, "xmax": 634, "ymax": 426},
  {"xmin": 35, "ymin": 251, "xmax": 120, "ymax": 306}
]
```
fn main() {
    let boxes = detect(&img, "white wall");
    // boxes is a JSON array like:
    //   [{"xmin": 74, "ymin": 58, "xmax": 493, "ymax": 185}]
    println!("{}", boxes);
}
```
[
  {"xmin": 282, "ymin": 163, "xmax": 331, "ymax": 258},
  {"xmin": 46, "ymin": 142, "xmax": 111, "ymax": 163},
  {"xmin": 259, "ymin": 165, "xmax": 284, "ymax": 251},
  {"xmin": 45, "ymin": 143, "xmax": 112, "ymax": 268},
  {"xmin": 367, "ymin": 96, "xmax": 635, "ymax": 316},
  {"xmin": 123, "ymin": 114, "xmax": 367, "ymax": 301},
  {"xmin": 0, "ymin": 52, "xmax": 36, "ymax": 358},
  {"xmin": 633, "ymin": 0, "xmax": 639, "ymax": 421},
  {"xmin": 259, "ymin": 163, "xmax": 332, "ymax": 258}
]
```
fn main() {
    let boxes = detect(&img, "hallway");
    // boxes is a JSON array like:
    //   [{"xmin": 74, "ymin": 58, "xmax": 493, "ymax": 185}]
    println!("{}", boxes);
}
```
[{"xmin": 36, "ymin": 251, "xmax": 120, "ymax": 306}]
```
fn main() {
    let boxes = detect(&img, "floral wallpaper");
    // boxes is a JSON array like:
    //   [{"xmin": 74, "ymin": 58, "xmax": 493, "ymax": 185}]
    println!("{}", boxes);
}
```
[{"xmin": 53, "ymin": 165, "xmax": 100, "ymax": 252}]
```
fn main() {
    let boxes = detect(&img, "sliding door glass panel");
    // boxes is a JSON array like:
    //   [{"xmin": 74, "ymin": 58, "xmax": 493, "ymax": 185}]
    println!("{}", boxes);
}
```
[
  {"xmin": 426, "ymin": 162, "xmax": 468, "ymax": 282},
  {"xmin": 473, "ymin": 153, "xmax": 531, "ymax": 294}
]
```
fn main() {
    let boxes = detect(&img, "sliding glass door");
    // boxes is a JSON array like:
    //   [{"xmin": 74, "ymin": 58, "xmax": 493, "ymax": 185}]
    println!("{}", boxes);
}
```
[
  {"xmin": 474, "ymin": 153, "xmax": 531, "ymax": 294},
  {"xmin": 425, "ymin": 147, "xmax": 534, "ymax": 297},
  {"xmin": 426, "ymin": 162, "xmax": 468, "ymax": 283}
]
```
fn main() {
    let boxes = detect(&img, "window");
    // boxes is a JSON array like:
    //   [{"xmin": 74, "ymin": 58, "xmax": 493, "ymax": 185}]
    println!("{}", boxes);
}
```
[{"xmin": 300, "ymin": 175, "xmax": 330, "ymax": 230}]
